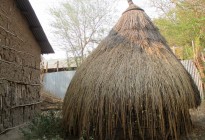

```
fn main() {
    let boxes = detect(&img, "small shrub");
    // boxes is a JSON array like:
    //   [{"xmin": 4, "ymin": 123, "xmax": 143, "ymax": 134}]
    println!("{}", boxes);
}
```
[{"xmin": 21, "ymin": 111, "xmax": 65, "ymax": 140}]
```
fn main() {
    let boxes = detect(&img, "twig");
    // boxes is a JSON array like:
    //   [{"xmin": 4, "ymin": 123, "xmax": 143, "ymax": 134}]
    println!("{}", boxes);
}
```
[
  {"xmin": 0, "ymin": 11, "xmax": 9, "ymax": 19},
  {"xmin": 0, "ymin": 59, "xmax": 40, "ymax": 70},
  {"xmin": 11, "ymin": 101, "xmax": 43, "ymax": 109},
  {"xmin": 0, "ymin": 78, "xmax": 41, "ymax": 86},
  {"xmin": 0, "ymin": 8, "xmax": 7, "ymax": 15},
  {"xmin": 0, "ymin": 25, "xmax": 24, "ymax": 42},
  {"xmin": 0, "ymin": 123, "xmax": 27, "ymax": 135},
  {"xmin": 0, "ymin": 96, "xmax": 2, "ymax": 109},
  {"xmin": 0, "ymin": 25, "xmax": 15, "ymax": 35},
  {"xmin": 41, "ymin": 108, "xmax": 62, "ymax": 111},
  {"xmin": 0, "ymin": 45, "xmax": 40, "ymax": 59}
]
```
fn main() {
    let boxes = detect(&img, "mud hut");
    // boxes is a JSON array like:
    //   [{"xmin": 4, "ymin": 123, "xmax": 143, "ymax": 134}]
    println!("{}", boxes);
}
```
[
  {"xmin": 63, "ymin": 0, "xmax": 201, "ymax": 139},
  {"xmin": 0, "ymin": 0, "xmax": 54, "ymax": 133}
]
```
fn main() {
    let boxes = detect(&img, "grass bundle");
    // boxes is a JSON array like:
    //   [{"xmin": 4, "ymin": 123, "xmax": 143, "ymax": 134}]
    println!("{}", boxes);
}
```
[{"xmin": 63, "ymin": 1, "xmax": 201, "ymax": 140}]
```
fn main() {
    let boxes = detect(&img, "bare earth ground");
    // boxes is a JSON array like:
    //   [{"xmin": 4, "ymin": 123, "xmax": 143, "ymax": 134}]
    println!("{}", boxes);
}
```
[
  {"xmin": 0, "ymin": 102, "xmax": 205, "ymax": 140},
  {"xmin": 187, "ymin": 101, "xmax": 205, "ymax": 140},
  {"xmin": 0, "ymin": 125, "xmax": 24, "ymax": 140}
]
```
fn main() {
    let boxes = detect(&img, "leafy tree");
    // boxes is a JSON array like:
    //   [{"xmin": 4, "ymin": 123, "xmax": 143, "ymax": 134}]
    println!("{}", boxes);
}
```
[
  {"xmin": 149, "ymin": 0, "xmax": 205, "ymax": 59},
  {"xmin": 148, "ymin": 0, "xmax": 205, "ymax": 78},
  {"xmin": 50, "ymin": 0, "xmax": 119, "ymax": 67}
]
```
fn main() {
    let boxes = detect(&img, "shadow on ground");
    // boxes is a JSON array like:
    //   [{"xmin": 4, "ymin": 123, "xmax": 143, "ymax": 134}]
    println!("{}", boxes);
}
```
[{"xmin": 0, "ymin": 102, "xmax": 205, "ymax": 140}]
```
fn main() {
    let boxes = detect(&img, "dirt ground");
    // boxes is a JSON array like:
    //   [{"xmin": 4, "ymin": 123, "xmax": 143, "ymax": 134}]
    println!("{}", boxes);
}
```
[
  {"xmin": 187, "ymin": 102, "xmax": 205, "ymax": 139},
  {"xmin": 0, "ymin": 102, "xmax": 205, "ymax": 140},
  {"xmin": 0, "ymin": 125, "xmax": 24, "ymax": 140}
]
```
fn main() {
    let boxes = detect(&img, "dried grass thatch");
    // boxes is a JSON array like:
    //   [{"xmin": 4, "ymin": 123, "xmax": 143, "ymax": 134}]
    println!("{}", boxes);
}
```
[
  {"xmin": 63, "ymin": 1, "xmax": 201, "ymax": 140},
  {"xmin": 41, "ymin": 92, "xmax": 63, "ymax": 111}
]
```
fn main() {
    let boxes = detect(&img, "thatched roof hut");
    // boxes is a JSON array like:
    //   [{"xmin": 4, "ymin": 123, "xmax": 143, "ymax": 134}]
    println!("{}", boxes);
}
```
[{"xmin": 63, "ymin": 0, "xmax": 201, "ymax": 139}]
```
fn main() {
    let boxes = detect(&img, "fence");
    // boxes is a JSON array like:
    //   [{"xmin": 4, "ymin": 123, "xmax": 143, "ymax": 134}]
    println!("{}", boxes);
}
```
[
  {"xmin": 42, "ymin": 71, "xmax": 75, "ymax": 99},
  {"xmin": 42, "ymin": 60, "xmax": 204, "ymax": 100},
  {"xmin": 181, "ymin": 60, "xmax": 204, "ymax": 99}
]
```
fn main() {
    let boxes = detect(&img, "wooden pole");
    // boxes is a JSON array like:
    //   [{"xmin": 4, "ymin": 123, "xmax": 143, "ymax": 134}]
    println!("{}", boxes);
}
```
[
  {"xmin": 57, "ymin": 61, "xmax": 59, "ymax": 72},
  {"xmin": 192, "ymin": 40, "xmax": 205, "ymax": 79},
  {"xmin": 46, "ymin": 62, "xmax": 48, "ymax": 73},
  {"xmin": 201, "ymin": 52, "xmax": 205, "ymax": 62},
  {"xmin": 192, "ymin": 40, "xmax": 196, "ymax": 59}
]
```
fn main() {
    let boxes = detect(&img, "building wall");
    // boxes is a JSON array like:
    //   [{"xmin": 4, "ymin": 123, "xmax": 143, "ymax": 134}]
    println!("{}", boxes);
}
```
[{"xmin": 0, "ymin": 0, "xmax": 41, "ymax": 132}]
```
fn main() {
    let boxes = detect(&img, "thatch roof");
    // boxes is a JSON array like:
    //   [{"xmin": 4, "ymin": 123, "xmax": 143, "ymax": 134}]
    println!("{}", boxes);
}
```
[{"xmin": 63, "ymin": 1, "xmax": 201, "ymax": 140}]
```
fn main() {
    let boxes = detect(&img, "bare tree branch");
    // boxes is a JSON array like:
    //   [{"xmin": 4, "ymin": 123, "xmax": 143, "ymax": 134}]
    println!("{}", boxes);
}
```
[{"xmin": 50, "ymin": 0, "xmax": 118, "ymax": 66}]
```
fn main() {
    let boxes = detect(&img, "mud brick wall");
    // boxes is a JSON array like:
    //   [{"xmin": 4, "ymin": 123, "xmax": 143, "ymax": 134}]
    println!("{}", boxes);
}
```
[{"xmin": 0, "ymin": 0, "xmax": 41, "ymax": 133}]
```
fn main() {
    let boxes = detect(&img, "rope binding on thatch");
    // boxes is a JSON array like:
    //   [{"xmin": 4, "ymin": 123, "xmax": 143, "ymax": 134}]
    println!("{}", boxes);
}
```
[{"xmin": 123, "ymin": 7, "xmax": 144, "ymax": 14}]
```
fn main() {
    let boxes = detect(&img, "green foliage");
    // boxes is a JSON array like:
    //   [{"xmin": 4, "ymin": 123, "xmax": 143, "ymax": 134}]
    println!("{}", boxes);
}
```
[
  {"xmin": 153, "ymin": 0, "xmax": 205, "ymax": 59},
  {"xmin": 21, "ymin": 111, "xmax": 65, "ymax": 140},
  {"xmin": 182, "ymin": 45, "xmax": 194, "ymax": 59}
]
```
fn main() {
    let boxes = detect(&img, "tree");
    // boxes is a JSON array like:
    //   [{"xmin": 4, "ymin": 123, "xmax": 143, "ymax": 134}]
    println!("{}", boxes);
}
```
[
  {"xmin": 50, "ymin": 0, "xmax": 119, "ymax": 67},
  {"xmin": 147, "ymin": 0, "xmax": 205, "ymax": 78},
  {"xmin": 145, "ymin": 0, "xmax": 175, "ymax": 16},
  {"xmin": 147, "ymin": 0, "xmax": 205, "ymax": 58}
]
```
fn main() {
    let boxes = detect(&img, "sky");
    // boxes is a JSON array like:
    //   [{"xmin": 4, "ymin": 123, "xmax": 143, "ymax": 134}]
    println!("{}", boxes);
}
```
[{"xmin": 29, "ymin": 0, "xmax": 157, "ymax": 60}]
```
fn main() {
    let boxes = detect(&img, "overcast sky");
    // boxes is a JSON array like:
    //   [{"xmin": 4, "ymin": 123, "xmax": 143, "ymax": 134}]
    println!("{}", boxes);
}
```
[{"xmin": 29, "ymin": 0, "xmax": 157, "ymax": 60}]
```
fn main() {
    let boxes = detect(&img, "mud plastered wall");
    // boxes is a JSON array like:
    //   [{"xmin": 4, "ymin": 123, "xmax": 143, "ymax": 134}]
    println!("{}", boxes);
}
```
[{"xmin": 0, "ymin": 0, "xmax": 41, "ymax": 132}]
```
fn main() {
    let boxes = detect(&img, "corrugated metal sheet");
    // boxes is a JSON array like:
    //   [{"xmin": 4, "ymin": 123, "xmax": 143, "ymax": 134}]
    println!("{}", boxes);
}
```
[
  {"xmin": 43, "ymin": 71, "xmax": 76, "ymax": 98},
  {"xmin": 16, "ymin": 0, "xmax": 54, "ymax": 54},
  {"xmin": 181, "ymin": 60, "xmax": 204, "ymax": 99},
  {"xmin": 42, "ymin": 60, "xmax": 204, "ymax": 100}
]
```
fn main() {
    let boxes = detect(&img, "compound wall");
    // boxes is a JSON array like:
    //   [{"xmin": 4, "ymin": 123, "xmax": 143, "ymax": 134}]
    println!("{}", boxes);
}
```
[{"xmin": 0, "ymin": 0, "xmax": 41, "ymax": 133}]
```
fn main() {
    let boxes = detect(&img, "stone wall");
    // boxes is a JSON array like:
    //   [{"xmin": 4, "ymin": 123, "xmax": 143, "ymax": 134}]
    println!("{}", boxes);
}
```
[{"xmin": 0, "ymin": 0, "xmax": 41, "ymax": 133}]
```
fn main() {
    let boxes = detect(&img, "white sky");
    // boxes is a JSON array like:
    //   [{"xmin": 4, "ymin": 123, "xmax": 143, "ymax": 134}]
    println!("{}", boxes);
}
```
[{"xmin": 29, "ymin": 0, "xmax": 157, "ymax": 60}]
